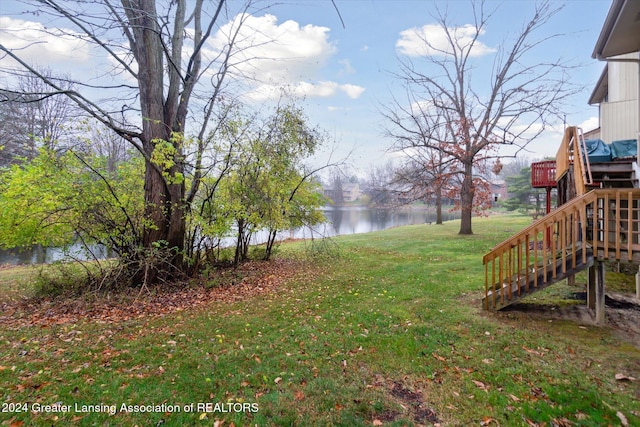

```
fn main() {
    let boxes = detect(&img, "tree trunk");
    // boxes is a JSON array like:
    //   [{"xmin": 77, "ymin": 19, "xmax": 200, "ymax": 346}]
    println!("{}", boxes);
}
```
[
  {"xmin": 435, "ymin": 186, "xmax": 443, "ymax": 225},
  {"xmin": 124, "ymin": 0, "xmax": 187, "ymax": 269},
  {"xmin": 234, "ymin": 218, "xmax": 245, "ymax": 266},
  {"xmin": 264, "ymin": 229, "xmax": 277, "ymax": 260},
  {"xmin": 458, "ymin": 163, "xmax": 474, "ymax": 235}
]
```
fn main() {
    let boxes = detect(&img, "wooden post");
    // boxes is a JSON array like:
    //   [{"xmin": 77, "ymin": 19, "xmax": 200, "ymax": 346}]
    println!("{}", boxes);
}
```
[
  {"xmin": 636, "ymin": 265, "xmax": 640, "ymax": 300},
  {"xmin": 587, "ymin": 265, "xmax": 596, "ymax": 309},
  {"xmin": 595, "ymin": 261, "xmax": 606, "ymax": 324}
]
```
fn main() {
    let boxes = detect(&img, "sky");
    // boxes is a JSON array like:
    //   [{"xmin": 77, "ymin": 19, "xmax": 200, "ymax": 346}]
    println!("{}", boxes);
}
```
[{"xmin": 0, "ymin": 0, "xmax": 615, "ymax": 175}]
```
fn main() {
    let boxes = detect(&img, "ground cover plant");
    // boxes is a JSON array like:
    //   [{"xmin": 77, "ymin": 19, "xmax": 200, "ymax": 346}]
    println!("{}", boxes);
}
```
[{"xmin": 1, "ymin": 214, "xmax": 639, "ymax": 426}]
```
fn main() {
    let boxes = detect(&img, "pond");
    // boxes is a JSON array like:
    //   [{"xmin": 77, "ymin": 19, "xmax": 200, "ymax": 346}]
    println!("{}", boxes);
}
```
[
  {"xmin": 0, "ymin": 206, "xmax": 459, "ymax": 265},
  {"xmin": 312, "ymin": 206, "xmax": 459, "ymax": 237}
]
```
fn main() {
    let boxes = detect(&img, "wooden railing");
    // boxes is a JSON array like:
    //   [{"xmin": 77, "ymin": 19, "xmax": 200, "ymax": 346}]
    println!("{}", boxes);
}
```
[
  {"xmin": 555, "ymin": 126, "xmax": 592, "ymax": 196},
  {"xmin": 483, "ymin": 189, "xmax": 640, "ymax": 310}
]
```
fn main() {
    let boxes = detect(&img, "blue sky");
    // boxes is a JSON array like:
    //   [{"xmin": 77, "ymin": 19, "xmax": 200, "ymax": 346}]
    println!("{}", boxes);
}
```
[{"xmin": 0, "ymin": 0, "xmax": 614, "ymax": 173}]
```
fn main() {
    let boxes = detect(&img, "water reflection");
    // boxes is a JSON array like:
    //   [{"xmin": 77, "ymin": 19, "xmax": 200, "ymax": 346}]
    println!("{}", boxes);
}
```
[
  {"xmin": 0, "ymin": 243, "xmax": 111, "ymax": 266},
  {"xmin": 321, "ymin": 206, "xmax": 458, "ymax": 236},
  {"xmin": 0, "ymin": 207, "xmax": 458, "ymax": 265}
]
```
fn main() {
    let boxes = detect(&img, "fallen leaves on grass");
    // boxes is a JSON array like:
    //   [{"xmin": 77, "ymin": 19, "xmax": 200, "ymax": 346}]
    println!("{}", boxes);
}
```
[
  {"xmin": 522, "ymin": 346, "xmax": 545, "ymax": 357},
  {"xmin": 472, "ymin": 380, "xmax": 488, "ymax": 391},
  {"xmin": 552, "ymin": 417, "xmax": 574, "ymax": 426},
  {"xmin": 616, "ymin": 411, "xmax": 629, "ymax": 426},
  {"xmin": 614, "ymin": 373, "xmax": 636, "ymax": 381},
  {"xmin": 0, "ymin": 259, "xmax": 310, "ymax": 328}
]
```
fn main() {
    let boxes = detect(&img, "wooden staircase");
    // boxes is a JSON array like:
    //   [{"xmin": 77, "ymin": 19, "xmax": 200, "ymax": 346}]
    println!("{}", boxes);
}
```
[{"xmin": 483, "ymin": 188, "xmax": 640, "ymax": 311}]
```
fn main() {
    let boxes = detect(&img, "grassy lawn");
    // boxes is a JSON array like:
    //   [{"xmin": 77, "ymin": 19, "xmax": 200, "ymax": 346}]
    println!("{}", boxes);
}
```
[{"xmin": 1, "ymin": 214, "xmax": 639, "ymax": 426}]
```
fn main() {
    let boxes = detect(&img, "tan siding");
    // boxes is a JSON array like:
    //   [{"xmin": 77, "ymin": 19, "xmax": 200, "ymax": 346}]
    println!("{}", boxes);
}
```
[
  {"xmin": 608, "ymin": 56, "xmax": 638, "ymax": 102},
  {"xmin": 600, "ymin": 98, "xmax": 639, "ymax": 143}
]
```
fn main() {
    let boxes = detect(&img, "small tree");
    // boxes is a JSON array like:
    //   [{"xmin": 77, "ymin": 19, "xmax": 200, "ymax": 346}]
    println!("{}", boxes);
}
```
[
  {"xmin": 392, "ymin": 145, "xmax": 457, "ymax": 224},
  {"xmin": 190, "ymin": 103, "xmax": 327, "ymax": 266},
  {"xmin": 331, "ymin": 174, "xmax": 345, "ymax": 206},
  {"xmin": 502, "ymin": 165, "xmax": 549, "ymax": 216},
  {"xmin": 362, "ymin": 162, "xmax": 397, "ymax": 207},
  {"xmin": 0, "ymin": 148, "xmax": 144, "ymax": 261}
]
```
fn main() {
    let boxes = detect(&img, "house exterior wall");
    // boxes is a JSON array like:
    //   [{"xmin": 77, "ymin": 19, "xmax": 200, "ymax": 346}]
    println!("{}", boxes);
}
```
[
  {"xmin": 583, "ymin": 127, "xmax": 601, "ymax": 140},
  {"xmin": 600, "ymin": 98, "xmax": 639, "ymax": 143},
  {"xmin": 607, "ymin": 54, "xmax": 638, "ymax": 102},
  {"xmin": 599, "ymin": 53, "xmax": 639, "ymax": 144}
]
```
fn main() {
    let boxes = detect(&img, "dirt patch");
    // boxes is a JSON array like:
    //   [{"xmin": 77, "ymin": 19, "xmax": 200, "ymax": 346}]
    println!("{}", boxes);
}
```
[
  {"xmin": 389, "ymin": 381, "xmax": 440, "ymax": 426},
  {"xmin": 0, "ymin": 259, "xmax": 311, "ymax": 328},
  {"xmin": 504, "ymin": 292, "xmax": 640, "ymax": 348}
]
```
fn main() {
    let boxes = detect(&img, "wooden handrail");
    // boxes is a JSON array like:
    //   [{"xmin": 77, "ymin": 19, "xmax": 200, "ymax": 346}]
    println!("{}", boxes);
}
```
[
  {"xmin": 555, "ymin": 126, "xmax": 592, "ymax": 196},
  {"xmin": 576, "ymin": 128, "xmax": 593, "ymax": 188},
  {"xmin": 483, "ymin": 189, "xmax": 640, "ymax": 310}
]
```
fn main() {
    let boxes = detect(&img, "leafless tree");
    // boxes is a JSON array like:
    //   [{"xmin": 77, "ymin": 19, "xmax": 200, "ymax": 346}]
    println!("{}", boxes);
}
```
[
  {"xmin": 382, "ymin": 0, "xmax": 580, "ymax": 234},
  {"xmin": 0, "ymin": 68, "xmax": 78, "ymax": 164},
  {"xmin": 362, "ymin": 162, "xmax": 397, "ymax": 207},
  {"xmin": 393, "ymin": 146, "xmax": 457, "ymax": 224},
  {"xmin": 0, "ymin": 0, "xmax": 261, "ymax": 275},
  {"xmin": 85, "ymin": 121, "xmax": 133, "ymax": 174}
]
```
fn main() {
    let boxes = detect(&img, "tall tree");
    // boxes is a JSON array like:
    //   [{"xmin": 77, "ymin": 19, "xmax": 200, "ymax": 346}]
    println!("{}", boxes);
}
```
[
  {"xmin": 0, "ymin": 0, "xmax": 255, "ymax": 273},
  {"xmin": 383, "ymin": 0, "xmax": 579, "ymax": 234}
]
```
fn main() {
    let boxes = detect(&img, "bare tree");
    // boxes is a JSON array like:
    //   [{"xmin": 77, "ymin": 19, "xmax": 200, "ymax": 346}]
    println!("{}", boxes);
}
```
[
  {"xmin": 85, "ymin": 121, "xmax": 133, "ymax": 174},
  {"xmin": 393, "ymin": 146, "xmax": 457, "ymax": 224},
  {"xmin": 362, "ymin": 162, "xmax": 397, "ymax": 207},
  {"xmin": 0, "ymin": 68, "xmax": 78, "ymax": 164},
  {"xmin": 0, "ymin": 0, "xmax": 259, "ymax": 275},
  {"xmin": 383, "ymin": 0, "xmax": 580, "ymax": 234}
]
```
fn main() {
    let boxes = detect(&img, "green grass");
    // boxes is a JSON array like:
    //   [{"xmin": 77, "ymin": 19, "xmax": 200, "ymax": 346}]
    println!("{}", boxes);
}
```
[
  {"xmin": 1, "ymin": 214, "xmax": 639, "ymax": 426},
  {"xmin": 0, "ymin": 265, "xmax": 36, "ymax": 301}
]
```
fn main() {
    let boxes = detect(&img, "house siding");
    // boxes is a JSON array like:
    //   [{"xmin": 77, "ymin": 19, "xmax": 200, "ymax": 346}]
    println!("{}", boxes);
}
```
[
  {"xmin": 599, "ymin": 53, "xmax": 639, "ymax": 145},
  {"xmin": 600, "ymin": 98, "xmax": 639, "ymax": 143}
]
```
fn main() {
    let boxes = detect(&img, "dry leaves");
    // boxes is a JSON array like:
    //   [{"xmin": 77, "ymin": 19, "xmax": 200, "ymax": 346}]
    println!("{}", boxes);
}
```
[
  {"xmin": 0, "ymin": 259, "xmax": 308, "ymax": 327},
  {"xmin": 472, "ymin": 379, "xmax": 488, "ymax": 391},
  {"xmin": 614, "ymin": 373, "xmax": 636, "ymax": 381}
]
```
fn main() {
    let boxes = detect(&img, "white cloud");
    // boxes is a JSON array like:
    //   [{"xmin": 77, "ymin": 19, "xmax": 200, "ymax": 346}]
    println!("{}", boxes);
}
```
[
  {"xmin": 340, "ymin": 83, "xmax": 365, "ymax": 99},
  {"xmin": 579, "ymin": 116, "xmax": 599, "ymax": 133},
  {"xmin": 208, "ymin": 14, "xmax": 336, "ymax": 84},
  {"xmin": 338, "ymin": 59, "xmax": 355, "ymax": 75},
  {"xmin": 396, "ymin": 23, "xmax": 495, "ymax": 58},
  {"xmin": 0, "ymin": 17, "xmax": 91, "ymax": 67},
  {"xmin": 244, "ymin": 80, "xmax": 365, "ymax": 102},
  {"xmin": 206, "ymin": 13, "xmax": 363, "ymax": 102}
]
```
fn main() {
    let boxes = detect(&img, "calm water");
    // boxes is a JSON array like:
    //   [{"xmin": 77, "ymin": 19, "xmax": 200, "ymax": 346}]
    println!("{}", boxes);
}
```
[
  {"xmin": 314, "ymin": 206, "xmax": 458, "ymax": 237},
  {"xmin": 0, "ymin": 206, "xmax": 459, "ymax": 265}
]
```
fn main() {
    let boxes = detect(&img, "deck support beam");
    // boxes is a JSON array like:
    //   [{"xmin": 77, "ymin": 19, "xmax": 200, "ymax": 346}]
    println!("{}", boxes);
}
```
[
  {"xmin": 595, "ymin": 261, "xmax": 606, "ymax": 324},
  {"xmin": 587, "ymin": 266, "xmax": 596, "ymax": 309}
]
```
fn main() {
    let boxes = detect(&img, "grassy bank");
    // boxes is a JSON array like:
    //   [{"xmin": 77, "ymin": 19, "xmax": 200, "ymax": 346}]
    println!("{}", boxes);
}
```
[{"xmin": 1, "ymin": 214, "xmax": 639, "ymax": 426}]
